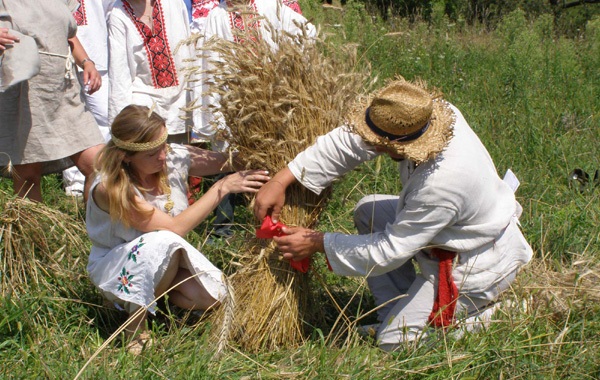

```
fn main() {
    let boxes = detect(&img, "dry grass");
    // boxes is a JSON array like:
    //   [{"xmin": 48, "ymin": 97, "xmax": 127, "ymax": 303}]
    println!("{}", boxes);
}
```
[
  {"xmin": 0, "ymin": 190, "xmax": 88, "ymax": 297},
  {"xmin": 191, "ymin": 18, "xmax": 371, "ymax": 352},
  {"xmin": 514, "ymin": 258, "xmax": 600, "ymax": 319}
]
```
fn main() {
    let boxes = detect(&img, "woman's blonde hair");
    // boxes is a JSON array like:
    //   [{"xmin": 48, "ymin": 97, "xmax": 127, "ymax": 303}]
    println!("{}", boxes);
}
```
[{"xmin": 95, "ymin": 105, "xmax": 168, "ymax": 228}]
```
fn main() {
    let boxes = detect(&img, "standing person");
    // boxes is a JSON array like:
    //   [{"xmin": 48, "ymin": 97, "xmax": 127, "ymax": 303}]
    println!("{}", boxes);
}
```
[
  {"xmin": 254, "ymin": 79, "xmax": 533, "ymax": 351},
  {"xmin": 86, "ymin": 104, "xmax": 270, "ymax": 353},
  {"xmin": 193, "ymin": 0, "xmax": 315, "ymax": 144},
  {"xmin": 0, "ymin": 0, "xmax": 105, "ymax": 202},
  {"xmin": 192, "ymin": 0, "xmax": 315, "ymax": 240},
  {"xmin": 190, "ymin": 0, "xmax": 302, "ymax": 36},
  {"xmin": 108, "ymin": 0, "xmax": 193, "ymax": 142},
  {"xmin": 63, "ymin": 0, "xmax": 114, "ymax": 198}
]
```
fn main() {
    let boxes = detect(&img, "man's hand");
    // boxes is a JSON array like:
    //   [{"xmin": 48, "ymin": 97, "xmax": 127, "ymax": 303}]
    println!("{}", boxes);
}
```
[
  {"xmin": 253, "ymin": 167, "xmax": 297, "ymax": 223},
  {"xmin": 273, "ymin": 226, "xmax": 325, "ymax": 262}
]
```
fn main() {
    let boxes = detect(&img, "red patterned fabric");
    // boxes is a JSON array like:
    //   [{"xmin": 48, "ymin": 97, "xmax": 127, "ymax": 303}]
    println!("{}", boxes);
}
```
[
  {"xmin": 256, "ymin": 215, "xmax": 311, "ymax": 273},
  {"xmin": 192, "ymin": 0, "xmax": 220, "ymax": 20},
  {"xmin": 187, "ymin": 176, "xmax": 203, "ymax": 205},
  {"xmin": 428, "ymin": 248, "xmax": 459, "ymax": 328},
  {"xmin": 282, "ymin": 0, "xmax": 302, "ymax": 15},
  {"xmin": 122, "ymin": 0, "xmax": 179, "ymax": 89},
  {"xmin": 225, "ymin": 0, "xmax": 260, "ymax": 44},
  {"xmin": 73, "ymin": 0, "xmax": 88, "ymax": 26}
]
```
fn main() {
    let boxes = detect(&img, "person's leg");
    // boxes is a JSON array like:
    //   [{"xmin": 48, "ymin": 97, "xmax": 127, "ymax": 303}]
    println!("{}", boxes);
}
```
[
  {"xmin": 376, "ymin": 274, "xmax": 435, "ymax": 351},
  {"xmin": 206, "ymin": 172, "xmax": 236, "ymax": 239},
  {"xmin": 167, "ymin": 268, "xmax": 220, "ymax": 310},
  {"xmin": 125, "ymin": 307, "xmax": 149, "ymax": 338},
  {"xmin": 354, "ymin": 194, "xmax": 416, "ymax": 320},
  {"xmin": 353, "ymin": 194, "xmax": 399, "ymax": 235},
  {"xmin": 376, "ymin": 273, "xmax": 510, "ymax": 352},
  {"xmin": 12, "ymin": 162, "xmax": 43, "ymax": 201},
  {"xmin": 124, "ymin": 248, "xmax": 183, "ymax": 340},
  {"xmin": 367, "ymin": 266, "xmax": 416, "ymax": 322},
  {"xmin": 70, "ymin": 143, "xmax": 105, "ymax": 201},
  {"xmin": 155, "ymin": 249, "xmax": 182, "ymax": 298},
  {"xmin": 65, "ymin": 70, "xmax": 110, "ymax": 198},
  {"xmin": 62, "ymin": 166, "xmax": 86, "ymax": 197}
]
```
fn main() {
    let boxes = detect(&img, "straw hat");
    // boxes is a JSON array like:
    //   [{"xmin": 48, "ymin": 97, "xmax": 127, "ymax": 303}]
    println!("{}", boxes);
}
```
[{"xmin": 349, "ymin": 79, "xmax": 455, "ymax": 163}]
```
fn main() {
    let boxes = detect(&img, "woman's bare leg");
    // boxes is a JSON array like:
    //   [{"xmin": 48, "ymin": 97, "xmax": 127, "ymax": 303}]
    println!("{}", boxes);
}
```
[
  {"xmin": 125, "ymin": 308, "xmax": 148, "ymax": 338},
  {"xmin": 12, "ymin": 162, "xmax": 42, "ymax": 201},
  {"xmin": 70, "ymin": 143, "xmax": 104, "ymax": 202},
  {"xmin": 168, "ymin": 268, "xmax": 219, "ymax": 310},
  {"xmin": 155, "ymin": 249, "xmax": 182, "ymax": 298}
]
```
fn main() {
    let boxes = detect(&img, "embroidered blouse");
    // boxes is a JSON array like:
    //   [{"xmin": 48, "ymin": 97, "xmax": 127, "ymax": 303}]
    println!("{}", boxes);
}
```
[{"xmin": 108, "ymin": 0, "xmax": 193, "ymax": 135}]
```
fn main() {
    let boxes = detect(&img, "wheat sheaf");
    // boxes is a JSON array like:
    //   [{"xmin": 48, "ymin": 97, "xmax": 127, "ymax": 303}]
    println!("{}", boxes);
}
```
[{"xmin": 189, "ymin": 15, "xmax": 371, "ymax": 353}]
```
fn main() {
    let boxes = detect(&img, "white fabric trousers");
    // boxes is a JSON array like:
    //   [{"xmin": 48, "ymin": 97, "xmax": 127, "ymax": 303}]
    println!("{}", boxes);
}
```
[{"xmin": 354, "ymin": 194, "xmax": 517, "ymax": 351}]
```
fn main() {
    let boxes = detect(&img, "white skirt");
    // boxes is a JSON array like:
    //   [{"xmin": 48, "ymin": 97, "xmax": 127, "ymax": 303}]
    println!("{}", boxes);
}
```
[{"xmin": 87, "ymin": 230, "xmax": 226, "ymax": 314}]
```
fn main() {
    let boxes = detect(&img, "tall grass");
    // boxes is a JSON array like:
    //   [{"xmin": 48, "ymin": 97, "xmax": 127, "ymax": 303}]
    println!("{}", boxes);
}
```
[{"xmin": 1, "ymin": 0, "xmax": 599, "ymax": 378}]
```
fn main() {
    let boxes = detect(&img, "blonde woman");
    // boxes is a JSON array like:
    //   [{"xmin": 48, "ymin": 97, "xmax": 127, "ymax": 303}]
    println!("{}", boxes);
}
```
[{"xmin": 86, "ymin": 104, "xmax": 269, "ymax": 352}]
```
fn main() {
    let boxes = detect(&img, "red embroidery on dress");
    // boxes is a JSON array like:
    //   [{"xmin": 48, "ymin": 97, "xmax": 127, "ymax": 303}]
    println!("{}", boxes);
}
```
[
  {"xmin": 225, "ymin": 0, "xmax": 260, "ymax": 44},
  {"xmin": 73, "ymin": 0, "xmax": 88, "ymax": 26},
  {"xmin": 122, "ymin": 0, "xmax": 179, "ymax": 89},
  {"xmin": 283, "ymin": 0, "xmax": 302, "ymax": 15},
  {"xmin": 192, "ymin": 0, "xmax": 220, "ymax": 20}
]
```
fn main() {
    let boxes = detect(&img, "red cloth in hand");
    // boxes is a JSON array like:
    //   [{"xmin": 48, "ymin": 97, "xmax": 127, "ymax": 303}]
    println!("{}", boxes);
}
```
[
  {"xmin": 428, "ymin": 248, "xmax": 458, "ymax": 328},
  {"xmin": 255, "ymin": 215, "xmax": 311, "ymax": 273},
  {"xmin": 256, "ymin": 215, "xmax": 285, "ymax": 238}
]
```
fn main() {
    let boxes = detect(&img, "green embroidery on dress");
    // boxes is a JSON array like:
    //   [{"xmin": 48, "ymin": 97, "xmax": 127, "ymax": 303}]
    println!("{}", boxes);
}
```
[
  {"xmin": 127, "ymin": 237, "xmax": 146, "ymax": 263},
  {"xmin": 117, "ymin": 267, "xmax": 134, "ymax": 294}
]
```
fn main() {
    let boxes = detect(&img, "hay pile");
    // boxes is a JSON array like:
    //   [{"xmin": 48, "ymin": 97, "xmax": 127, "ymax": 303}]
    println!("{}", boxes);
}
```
[
  {"xmin": 0, "ymin": 191, "xmax": 88, "ymax": 297},
  {"xmin": 516, "ymin": 259, "xmax": 600, "ymax": 319},
  {"xmin": 194, "ymin": 18, "xmax": 370, "ymax": 351}
]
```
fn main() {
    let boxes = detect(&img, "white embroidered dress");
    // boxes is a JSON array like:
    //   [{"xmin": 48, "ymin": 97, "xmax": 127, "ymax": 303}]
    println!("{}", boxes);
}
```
[
  {"xmin": 108, "ymin": 0, "xmax": 192, "ymax": 135},
  {"xmin": 86, "ymin": 144, "xmax": 226, "ymax": 313}
]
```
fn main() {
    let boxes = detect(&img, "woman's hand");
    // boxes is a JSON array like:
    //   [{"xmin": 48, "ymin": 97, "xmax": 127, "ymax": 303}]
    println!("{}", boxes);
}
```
[
  {"xmin": 82, "ymin": 60, "xmax": 102, "ymax": 95},
  {"xmin": 0, "ymin": 28, "xmax": 20, "ymax": 54},
  {"xmin": 68, "ymin": 35, "xmax": 101, "ymax": 94},
  {"xmin": 218, "ymin": 170, "xmax": 271, "ymax": 194}
]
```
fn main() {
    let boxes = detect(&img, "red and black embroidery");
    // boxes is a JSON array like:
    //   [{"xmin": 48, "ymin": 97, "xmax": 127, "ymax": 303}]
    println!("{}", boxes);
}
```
[
  {"xmin": 122, "ymin": 0, "xmax": 179, "ymax": 89},
  {"xmin": 226, "ymin": 0, "xmax": 260, "ymax": 44},
  {"xmin": 73, "ymin": 0, "xmax": 88, "ymax": 26}
]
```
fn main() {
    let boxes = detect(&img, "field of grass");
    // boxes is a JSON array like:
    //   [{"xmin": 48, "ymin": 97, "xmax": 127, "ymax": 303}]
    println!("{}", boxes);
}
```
[{"xmin": 1, "ymin": 1, "xmax": 600, "ymax": 378}]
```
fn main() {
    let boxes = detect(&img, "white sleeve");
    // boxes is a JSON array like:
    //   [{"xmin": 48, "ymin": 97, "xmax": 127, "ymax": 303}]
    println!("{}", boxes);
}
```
[
  {"xmin": 288, "ymin": 126, "xmax": 379, "ymax": 195},
  {"xmin": 103, "ymin": 0, "xmax": 115, "ymax": 17},
  {"xmin": 279, "ymin": 2, "xmax": 316, "ymax": 38},
  {"xmin": 325, "ymin": 204, "xmax": 457, "ymax": 277},
  {"xmin": 107, "ymin": 13, "xmax": 133, "ymax": 124}
]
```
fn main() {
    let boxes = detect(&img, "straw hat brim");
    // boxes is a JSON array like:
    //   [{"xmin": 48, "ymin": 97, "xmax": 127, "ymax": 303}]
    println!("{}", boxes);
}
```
[{"xmin": 349, "ymin": 92, "xmax": 455, "ymax": 164}]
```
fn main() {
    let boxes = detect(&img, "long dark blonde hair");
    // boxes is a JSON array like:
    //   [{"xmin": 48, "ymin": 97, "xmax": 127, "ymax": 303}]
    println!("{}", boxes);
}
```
[{"xmin": 95, "ymin": 105, "xmax": 168, "ymax": 228}]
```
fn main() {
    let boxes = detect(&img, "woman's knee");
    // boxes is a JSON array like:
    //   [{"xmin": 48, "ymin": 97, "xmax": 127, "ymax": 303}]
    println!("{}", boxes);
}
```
[{"xmin": 72, "ymin": 143, "xmax": 104, "ymax": 176}]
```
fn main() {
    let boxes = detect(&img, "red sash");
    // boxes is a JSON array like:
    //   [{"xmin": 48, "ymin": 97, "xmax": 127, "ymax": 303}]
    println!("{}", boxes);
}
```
[{"xmin": 428, "ymin": 248, "xmax": 458, "ymax": 328}]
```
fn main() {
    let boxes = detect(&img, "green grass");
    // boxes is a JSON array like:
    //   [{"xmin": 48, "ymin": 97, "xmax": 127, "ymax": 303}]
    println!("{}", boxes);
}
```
[{"xmin": 1, "ymin": 1, "xmax": 600, "ymax": 378}]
